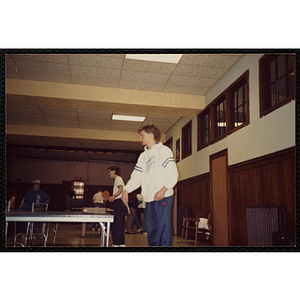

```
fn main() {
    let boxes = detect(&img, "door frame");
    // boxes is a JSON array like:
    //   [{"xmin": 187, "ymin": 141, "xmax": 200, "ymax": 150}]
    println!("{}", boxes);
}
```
[{"xmin": 209, "ymin": 149, "xmax": 230, "ymax": 246}]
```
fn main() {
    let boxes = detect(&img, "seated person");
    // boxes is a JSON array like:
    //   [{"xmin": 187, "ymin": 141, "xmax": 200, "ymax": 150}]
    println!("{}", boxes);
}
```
[{"xmin": 20, "ymin": 180, "xmax": 50, "ymax": 210}]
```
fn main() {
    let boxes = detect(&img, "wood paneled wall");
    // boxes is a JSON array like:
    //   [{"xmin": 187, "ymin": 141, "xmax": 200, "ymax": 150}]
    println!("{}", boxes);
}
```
[
  {"xmin": 176, "ymin": 147, "xmax": 295, "ymax": 246},
  {"xmin": 228, "ymin": 147, "xmax": 295, "ymax": 246},
  {"xmin": 177, "ymin": 173, "xmax": 210, "ymax": 218}
]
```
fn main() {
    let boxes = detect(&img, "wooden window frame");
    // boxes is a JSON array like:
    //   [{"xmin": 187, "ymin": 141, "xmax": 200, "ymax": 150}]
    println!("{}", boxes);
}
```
[
  {"xmin": 259, "ymin": 54, "xmax": 295, "ymax": 117},
  {"xmin": 213, "ymin": 94, "xmax": 227, "ymax": 140},
  {"xmin": 197, "ymin": 108, "xmax": 210, "ymax": 151},
  {"xmin": 182, "ymin": 120, "xmax": 192, "ymax": 159},
  {"xmin": 197, "ymin": 70, "xmax": 250, "ymax": 149},
  {"xmin": 227, "ymin": 70, "xmax": 249, "ymax": 133},
  {"xmin": 164, "ymin": 137, "xmax": 173, "ymax": 151}
]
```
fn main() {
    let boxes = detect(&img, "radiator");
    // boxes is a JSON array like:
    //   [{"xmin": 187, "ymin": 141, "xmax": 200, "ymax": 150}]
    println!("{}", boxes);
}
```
[{"xmin": 246, "ymin": 206, "xmax": 286, "ymax": 246}]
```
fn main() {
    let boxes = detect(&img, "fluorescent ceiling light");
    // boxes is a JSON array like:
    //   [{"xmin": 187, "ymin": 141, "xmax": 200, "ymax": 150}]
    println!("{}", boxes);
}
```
[
  {"xmin": 125, "ymin": 54, "xmax": 183, "ymax": 64},
  {"xmin": 112, "ymin": 114, "xmax": 145, "ymax": 122}
]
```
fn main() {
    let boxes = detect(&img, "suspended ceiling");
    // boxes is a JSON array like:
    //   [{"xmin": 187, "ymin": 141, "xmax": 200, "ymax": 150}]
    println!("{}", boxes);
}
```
[{"xmin": 5, "ymin": 51, "xmax": 244, "ymax": 163}]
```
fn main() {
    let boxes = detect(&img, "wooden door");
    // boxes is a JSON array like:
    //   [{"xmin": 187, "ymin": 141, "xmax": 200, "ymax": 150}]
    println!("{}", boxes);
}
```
[{"xmin": 210, "ymin": 150, "xmax": 229, "ymax": 246}]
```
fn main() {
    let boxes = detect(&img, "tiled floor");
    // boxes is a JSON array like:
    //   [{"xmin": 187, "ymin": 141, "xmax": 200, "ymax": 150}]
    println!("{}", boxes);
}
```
[{"xmin": 6, "ymin": 222, "xmax": 212, "ymax": 249}]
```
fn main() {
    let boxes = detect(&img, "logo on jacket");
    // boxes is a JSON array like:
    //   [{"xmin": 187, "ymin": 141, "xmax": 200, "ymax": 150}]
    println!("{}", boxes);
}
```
[{"xmin": 146, "ymin": 156, "xmax": 155, "ymax": 172}]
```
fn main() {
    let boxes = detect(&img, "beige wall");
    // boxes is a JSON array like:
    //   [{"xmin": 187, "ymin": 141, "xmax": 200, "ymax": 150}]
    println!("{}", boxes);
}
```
[{"xmin": 166, "ymin": 54, "xmax": 295, "ymax": 181}]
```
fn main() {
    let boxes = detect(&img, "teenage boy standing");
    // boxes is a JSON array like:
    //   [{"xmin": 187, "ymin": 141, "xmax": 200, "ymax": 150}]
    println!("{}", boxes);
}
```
[{"xmin": 121, "ymin": 124, "xmax": 178, "ymax": 246}]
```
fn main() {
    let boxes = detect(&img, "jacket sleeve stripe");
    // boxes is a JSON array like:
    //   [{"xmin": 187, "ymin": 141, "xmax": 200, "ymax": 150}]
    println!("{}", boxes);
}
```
[
  {"xmin": 134, "ymin": 165, "xmax": 143, "ymax": 173},
  {"xmin": 162, "ymin": 157, "xmax": 175, "ymax": 168}
]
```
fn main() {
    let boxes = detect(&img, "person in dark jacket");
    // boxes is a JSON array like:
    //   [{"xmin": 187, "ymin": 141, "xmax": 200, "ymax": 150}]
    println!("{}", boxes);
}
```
[{"xmin": 21, "ymin": 180, "xmax": 50, "ymax": 210}]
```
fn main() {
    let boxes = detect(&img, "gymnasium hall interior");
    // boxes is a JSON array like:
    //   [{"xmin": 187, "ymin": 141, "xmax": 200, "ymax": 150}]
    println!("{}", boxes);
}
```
[{"xmin": 4, "ymin": 51, "xmax": 296, "ymax": 248}]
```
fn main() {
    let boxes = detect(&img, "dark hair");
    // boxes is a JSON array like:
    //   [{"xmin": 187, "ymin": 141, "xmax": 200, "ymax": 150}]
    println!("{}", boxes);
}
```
[
  {"xmin": 108, "ymin": 166, "xmax": 121, "ymax": 176},
  {"xmin": 138, "ymin": 124, "xmax": 161, "ymax": 141}
]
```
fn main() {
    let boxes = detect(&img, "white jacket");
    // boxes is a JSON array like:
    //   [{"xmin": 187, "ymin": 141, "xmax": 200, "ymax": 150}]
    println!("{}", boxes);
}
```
[{"xmin": 124, "ymin": 142, "xmax": 178, "ymax": 202}]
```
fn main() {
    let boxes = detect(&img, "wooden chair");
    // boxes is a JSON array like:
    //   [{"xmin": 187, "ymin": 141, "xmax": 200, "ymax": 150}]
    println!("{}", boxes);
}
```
[{"xmin": 182, "ymin": 212, "xmax": 213, "ymax": 246}]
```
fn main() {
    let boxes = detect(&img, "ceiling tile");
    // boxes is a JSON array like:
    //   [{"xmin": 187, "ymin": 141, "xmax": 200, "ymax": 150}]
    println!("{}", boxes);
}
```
[
  {"xmin": 72, "ymin": 75, "xmax": 119, "ymax": 88},
  {"xmin": 13, "ymin": 59, "xmax": 70, "ymax": 75},
  {"xmin": 163, "ymin": 84, "xmax": 209, "ymax": 95},
  {"xmin": 173, "ymin": 64, "xmax": 228, "ymax": 78},
  {"xmin": 7, "ymin": 103, "xmax": 48, "ymax": 125},
  {"xmin": 39, "ymin": 106, "xmax": 78, "ymax": 127},
  {"xmin": 119, "ymin": 80, "xmax": 165, "ymax": 92},
  {"xmin": 70, "ymin": 65, "xmax": 121, "ymax": 79},
  {"xmin": 39, "ymin": 106, "xmax": 77, "ymax": 117},
  {"xmin": 68, "ymin": 54, "xmax": 124, "ymax": 69},
  {"xmin": 23, "ymin": 71, "xmax": 72, "ymax": 84},
  {"xmin": 121, "ymin": 70, "xmax": 170, "ymax": 84},
  {"xmin": 7, "ymin": 54, "xmax": 69, "ymax": 64},
  {"xmin": 5, "ymin": 57, "xmax": 17, "ymax": 70},
  {"xmin": 179, "ymin": 54, "xmax": 242, "ymax": 68},
  {"xmin": 6, "ymin": 68, "xmax": 23, "ymax": 79},
  {"xmin": 167, "ymin": 74, "xmax": 217, "ymax": 88},
  {"xmin": 77, "ymin": 108, "xmax": 112, "ymax": 130}
]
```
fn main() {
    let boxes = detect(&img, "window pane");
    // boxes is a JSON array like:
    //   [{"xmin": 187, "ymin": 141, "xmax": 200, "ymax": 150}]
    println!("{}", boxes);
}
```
[
  {"xmin": 182, "ymin": 121, "xmax": 192, "ymax": 158},
  {"xmin": 277, "ymin": 55, "xmax": 286, "ymax": 78},
  {"xmin": 238, "ymin": 85, "xmax": 244, "ymax": 106},
  {"xmin": 278, "ymin": 76, "xmax": 287, "ymax": 102},
  {"xmin": 201, "ymin": 113, "xmax": 210, "ymax": 146},
  {"xmin": 216, "ymin": 100, "xmax": 226, "ymax": 137},
  {"xmin": 270, "ymin": 59, "xmax": 276, "ymax": 83},
  {"xmin": 271, "ymin": 82, "xmax": 277, "ymax": 106}
]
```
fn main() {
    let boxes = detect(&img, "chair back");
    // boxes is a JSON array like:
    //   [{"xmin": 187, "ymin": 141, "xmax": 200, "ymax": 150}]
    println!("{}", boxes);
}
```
[
  {"xmin": 32, "ymin": 203, "xmax": 48, "ymax": 212},
  {"xmin": 195, "ymin": 212, "xmax": 210, "ymax": 222}
]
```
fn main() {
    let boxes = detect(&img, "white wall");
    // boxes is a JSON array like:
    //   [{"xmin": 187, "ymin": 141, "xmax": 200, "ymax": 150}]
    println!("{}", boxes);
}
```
[
  {"xmin": 166, "ymin": 54, "xmax": 295, "ymax": 181},
  {"xmin": 11, "ymin": 158, "xmax": 135, "ymax": 185}
]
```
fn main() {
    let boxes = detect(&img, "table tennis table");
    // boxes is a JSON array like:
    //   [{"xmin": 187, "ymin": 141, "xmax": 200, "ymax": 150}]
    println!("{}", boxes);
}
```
[{"xmin": 5, "ymin": 211, "xmax": 114, "ymax": 247}]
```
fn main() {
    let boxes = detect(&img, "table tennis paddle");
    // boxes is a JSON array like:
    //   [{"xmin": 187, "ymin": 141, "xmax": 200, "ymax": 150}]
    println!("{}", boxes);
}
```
[{"xmin": 102, "ymin": 190, "xmax": 110, "ymax": 199}]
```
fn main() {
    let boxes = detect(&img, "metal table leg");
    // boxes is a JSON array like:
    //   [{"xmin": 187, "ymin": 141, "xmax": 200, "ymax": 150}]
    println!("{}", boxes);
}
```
[
  {"xmin": 106, "ymin": 222, "xmax": 111, "ymax": 247},
  {"xmin": 24, "ymin": 222, "xmax": 30, "ymax": 247},
  {"xmin": 5, "ymin": 221, "xmax": 8, "ymax": 247}
]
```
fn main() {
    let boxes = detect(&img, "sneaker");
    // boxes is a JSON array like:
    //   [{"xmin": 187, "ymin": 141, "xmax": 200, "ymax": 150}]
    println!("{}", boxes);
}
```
[
  {"xmin": 92, "ymin": 228, "xmax": 95, "ymax": 231},
  {"xmin": 112, "ymin": 245, "xmax": 119, "ymax": 247},
  {"xmin": 137, "ymin": 228, "xmax": 142, "ymax": 233},
  {"xmin": 119, "ymin": 244, "xmax": 126, "ymax": 247},
  {"xmin": 143, "ymin": 232, "xmax": 147, "ymax": 236}
]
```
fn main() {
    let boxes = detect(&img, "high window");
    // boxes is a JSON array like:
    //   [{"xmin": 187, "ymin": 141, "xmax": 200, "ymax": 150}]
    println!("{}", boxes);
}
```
[
  {"xmin": 182, "ymin": 120, "xmax": 192, "ymax": 159},
  {"xmin": 197, "ymin": 108, "xmax": 210, "ymax": 149},
  {"xmin": 215, "ymin": 96, "xmax": 226, "ymax": 139},
  {"xmin": 259, "ymin": 54, "xmax": 295, "ymax": 117},
  {"xmin": 197, "ymin": 70, "xmax": 249, "ymax": 150},
  {"xmin": 229, "ymin": 72, "xmax": 248, "ymax": 130}
]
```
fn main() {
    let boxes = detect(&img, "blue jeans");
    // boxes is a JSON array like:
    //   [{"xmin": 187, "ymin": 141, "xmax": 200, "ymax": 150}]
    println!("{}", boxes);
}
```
[{"xmin": 145, "ymin": 196, "xmax": 172, "ymax": 246}]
